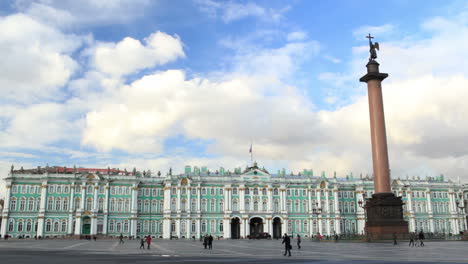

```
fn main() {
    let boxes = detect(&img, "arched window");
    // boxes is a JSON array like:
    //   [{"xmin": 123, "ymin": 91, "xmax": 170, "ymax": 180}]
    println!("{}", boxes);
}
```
[
  {"xmin": 295, "ymin": 200, "xmax": 300, "ymax": 213},
  {"xmin": 118, "ymin": 199, "xmax": 124, "ymax": 212},
  {"xmin": 210, "ymin": 199, "xmax": 216, "ymax": 212},
  {"xmin": 262, "ymin": 200, "xmax": 267, "ymax": 211},
  {"xmin": 201, "ymin": 221, "xmax": 207, "ymax": 233},
  {"xmin": 87, "ymin": 185, "xmax": 93, "ymax": 194},
  {"xmin": 274, "ymin": 199, "xmax": 279, "ymax": 212},
  {"xmin": 57, "ymin": 185, "xmax": 62, "ymax": 193},
  {"xmin": 36, "ymin": 198, "xmax": 41, "ymax": 211},
  {"xmin": 55, "ymin": 198, "xmax": 61, "ymax": 211},
  {"xmin": 10, "ymin": 197, "xmax": 17, "ymax": 211},
  {"xmin": 53, "ymin": 221, "xmax": 59, "ymax": 232},
  {"xmin": 46, "ymin": 221, "xmax": 52, "ymax": 232},
  {"xmin": 287, "ymin": 200, "xmax": 292, "ymax": 212},
  {"xmin": 171, "ymin": 221, "xmax": 176, "ymax": 232},
  {"xmin": 98, "ymin": 198, "xmax": 104, "ymax": 211},
  {"xmin": 86, "ymin": 198, "xmax": 93, "ymax": 210},
  {"xmin": 245, "ymin": 188, "xmax": 250, "ymax": 195},
  {"xmin": 19, "ymin": 198, "xmax": 26, "ymax": 211},
  {"xmin": 26, "ymin": 221, "xmax": 32, "ymax": 232},
  {"xmin": 303, "ymin": 200, "xmax": 308, "ymax": 212},
  {"xmin": 125, "ymin": 199, "xmax": 131, "ymax": 212},
  {"xmin": 181, "ymin": 199, "xmax": 186, "ymax": 212},
  {"xmin": 262, "ymin": 188, "xmax": 267, "ymax": 195},
  {"xmin": 220, "ymin": 221, "xmax": 224, "ymax": 232},
  {"xmin": 47, "ymin": 197, "xmax": 54, "ymax": 211},
  {"xmin": 63, "ymin": 198, "xmax": 69, "ymax": 211},
  {"xmin": 344, "ymin": 202, "xmax": 349, "ymax": 213},
  {"xmin": 151, "ymin": 221, "xmax": 157, "ymax": 233},
  {"xmin": 254, "ymin": 200, "xmax": 259, "ymax": 211},
  {"xmin": 61, "ymin": 221, "xmax": 67, "ymax": 232},
  {"xmin": 329, "ymin": 200, "xmax": 334, "ymax": 213},
  {"xmin": 304, "ymin": 220, "xmax": 308, "ymax": 232},
  {"xmin": 232, "ymin": 188, "xmax": 238, "ymax": 195},
  {"xmin": 295, "ymin": 189, "xmax": 299, "ymax": 196},
  {"xmin": 144, "ymin": 200, "xmax": 149, "ymax": 212},
  {"xmin": 253, "ymin": 188, "xmax": 258, "ymax": 195},
  {"xmin": 245, "ymin": 199, "xmax": 250, "ymax": 210},
  {"xmin": 219, "ymin": 199, "xmax": 224, "ymax": 212},
  {"xmin": 201, "ymin": 199, "xmax": 207, "ymax": 212},
  {"xmin": 191, "ymin": 199, "xmax": 197, "ymax": 211},
  {"xmin": 75, "ymin": 197, "xmax": 81, "ymax": 210},
  {"xmin": 181, "ymin": 221, "xmax": 186, "ymax": 233},
  {"xmin": 210, "ymin": 220, "xmax": 216, "ymax": 233},
  {"xmin": 18, "ymin": 221, "xmax": 24, "ymax": 232},
  {"xmin": 233, "ymin": 199, "xmax": 238, "ymax": 211},
  {"xmin": 152, "ymin": 200, "xmax": 158, "ymax": 212},
  {"xmin": 159, "ymin": 200, "xmax": 164, "ymax": 213},
  {"xmin": 143, "ymin": 221, "xmax": 149, "ymax": 233},
  {"xmin": 191, "ymin": 221, "xmax": 196, "ymax": 233},
  {"xmin": 110, "ymin": 199, "xmax": 116, "ymax": 212},
  {"xmin": 124, "ymin": 221, "xmax": 129, "ymax": 233},
  {"xmin": 137, "ymin": 199, "xmax": 142, "ymax": 211},
  {"xmin": 171, "ymin": 199, "xmax": 177, "ymax": 211},
  {"xmin": 295, "ymin": 220, "xmax": 300, "ymax": 233},
  {"xmin": 274, "ymin": 188, "xmax": 279, "ymax": 195},
  {"xmin": 8, "ymin": 220, "xmax": 14, "ymax": 232}
]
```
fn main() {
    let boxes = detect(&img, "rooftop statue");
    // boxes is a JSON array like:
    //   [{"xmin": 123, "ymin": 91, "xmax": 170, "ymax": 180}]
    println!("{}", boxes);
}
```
[{"xmin": 366, "ymin": 33, "xmax": 380, "ymax": 61}]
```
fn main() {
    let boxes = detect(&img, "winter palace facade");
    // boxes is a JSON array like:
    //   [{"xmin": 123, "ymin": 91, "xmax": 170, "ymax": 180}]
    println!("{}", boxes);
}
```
[{"xmin": 1, "ymin": 163, "xmax": 467, "ymax": 239}]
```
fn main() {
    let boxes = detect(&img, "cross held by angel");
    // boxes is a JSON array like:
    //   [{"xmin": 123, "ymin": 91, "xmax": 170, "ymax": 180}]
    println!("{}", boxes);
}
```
[{"xmin": 366, "ymin": 33, "xmax": 380, "ymax": 61}]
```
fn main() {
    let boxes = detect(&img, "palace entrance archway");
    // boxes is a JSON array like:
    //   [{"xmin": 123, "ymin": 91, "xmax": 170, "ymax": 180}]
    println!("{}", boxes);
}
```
[
  {"xmin": 231, "ymin": 217, "xmax": 240, "ymax": 239},
  {"xmin": 82, "ymin": 216, "xmax": 91, "ymax": 235},
  {"xmin": 273, "ymin": 217, "xmax": 282, "ymax": 239},
  {"xmin": 249, "ymin": 217, "xmax": 263, "ymax": 238}
]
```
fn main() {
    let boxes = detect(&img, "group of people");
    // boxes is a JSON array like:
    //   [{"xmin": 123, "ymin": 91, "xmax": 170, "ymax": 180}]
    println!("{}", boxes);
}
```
[
  {"xmin": 281, "ymin": 234, "xmax": 302, "ymax": 257},
  {"xmin": 202, "ymin": 234, "xmax": 214, "ymax": 249},
  {"xmin": 408, "ymin": 231, "xmax": 425, "ymax": 247},
  {"xmin": 139, "ymin": 235, "xmax": 152, "ymax": 249}
]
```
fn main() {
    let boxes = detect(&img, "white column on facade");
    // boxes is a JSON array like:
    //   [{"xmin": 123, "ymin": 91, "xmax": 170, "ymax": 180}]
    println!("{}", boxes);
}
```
[
  {"xmin": 67, "ymin": 183, "xmax": 75, "ymax": 235},
  {"xmin": 130, "ymin": 184, "xmax": 139, "ymax": 238},
  {"xmin": 239, "ymin": 185, "xmax": 245, "ymax": 211},
  {"xmin": 103, "ymin": 184, "xmax": 109, "ymax": 235},
  {"xmin": 37, "ymin": 180, "xmax": 48, "ymax": 237},
  {"xmin": 426, "ymin": 189, "xmax": 435, "ymax": 233},
  {"xmin": 407, "ymin": 190, "xmax": 415, "ymax": 232},
  {"xmin": 74, "ymin": 217, "xmax": 82, "ymax": 235},
  {"xmin": 90, "ymin": 184, "xmax": 99, "ymax": 235},
  {"xmin": 163, "ymin": 218, "xmax": 171, "ymax": 239},
  {"xmin": 281, "ymin": 186, "xmax": 287, "ymax": 212},
  {"xmin": 308, "ymin": 187, "xmax": 312, "ymax": 214},
  {"xmin": 80, "ymin": 184, "xmax": 86, "ymax": 211},
  {"xmin": 308, "ymin": 218, "xmax": 313, "ymax": 237},
  {"xmin": 355, "ymin": 188, "xmax": 365, "ymax": 234},
  {"xmin": 196, "ymin": 218, "xmax": 201, "ymax": 239},
  {"xmin": 186, "ymin": 219, "xmax": 191, "ymax": 239},
  {"xmin": 318, "ymin": 217, "xmax": 323, "ymax": 235},
  {"xmin": 93, "ymin": 184, "xmax": 99, "ymax": 211},
  {"xmin": 334, "ymin": 218, "xmax": 340, "ymax": 235},
  {"xmin": 265, "ymin": 218, "xmax": 271, "ymax": 234},
  {"xmin": 316, "ymin": 188, "xmax": 322, "ymax": 211},
  {"xmin": 163, "ymin": 183, "xmax": 171, "ymax": 239},
  {"xmin": 177, "ymin": 186, "xmax": 181, "ymax": 212},
  {"xmin": 187, "ymin": 185, "xmax": 191, "ymax": 213},
  {"xmin": 326, "ymin": 218, "xmax": 330, "ymax": 236},
  {"xmin": 223, "ymin": 218, "xmax": 230, "ymax": 238},
  {"xmin": 197, "ymin": 186, "xmax": 201, "ymax": 213},
  {"xmin": 325, "ymin": 190, "xmax": 330, "ymax": 214},
  {"xmin": 246, "ymin": 218, "xmax": 250, "ymax": 236},
  {"xmin": 0, "ymin": 183, "xmax": 12, "ymax": 237},
  {"xmin": 267, "ymin": 186, "xmax": 273, "ymax": 212},
  {"xmin": 281, "ymin": 218, "xmax": 286, "ymax": 236},
  {"xmin": 175, "ymin": 218, "xmax": 180, "ymax": 238}
]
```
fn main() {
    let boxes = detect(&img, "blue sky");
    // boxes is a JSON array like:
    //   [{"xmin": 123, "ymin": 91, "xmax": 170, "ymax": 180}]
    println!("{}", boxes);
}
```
[{"xmin": 1, "ymin": 0, "xmax": 468, "ymax": 191}]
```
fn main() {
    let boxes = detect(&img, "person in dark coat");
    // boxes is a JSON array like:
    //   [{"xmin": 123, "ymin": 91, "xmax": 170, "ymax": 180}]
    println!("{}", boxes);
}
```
[
  {"xmin": 282, "ymin": 233, "xmax": 291, "ymax": 257},
  {"xmin": 139, "ymin": 238, "xmax": 145, "ymax": 249},
  {"xmin": 208, "ymin": 235, "xmax": 213, "ymax": 250},
  {"xmin": 203, "ymin": 235, "xmax": 208, "ymax": 249},
  {"xmin": 418, "ymin": 231, "xmax": 425, "ymax": 247},
  {"xmin": 409, "ymin": 233, "xmax": 415, "ymax": 247},
  {"xmin": 296, "ymin": 234, "xmax": 301, "ymax": 249},
  {"xmin": 119, "ymin": 233, "xmax": 124, "ymax": 244},
  {"xmin": 393, "ymin": 233, "xmax": 397, "ymax": 245}
]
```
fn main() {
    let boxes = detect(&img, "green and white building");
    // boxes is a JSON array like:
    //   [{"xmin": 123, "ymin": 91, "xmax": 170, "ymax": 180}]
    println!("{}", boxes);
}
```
[{"xmin": 1, "ymin": 163, "xmax": 467, "ymax": 239}]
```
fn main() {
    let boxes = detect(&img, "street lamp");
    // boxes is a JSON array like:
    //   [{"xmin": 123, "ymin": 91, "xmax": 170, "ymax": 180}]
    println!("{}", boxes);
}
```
[{"xmin": 456, "ymin": 200, "xmax": 466, "ymax": 233}]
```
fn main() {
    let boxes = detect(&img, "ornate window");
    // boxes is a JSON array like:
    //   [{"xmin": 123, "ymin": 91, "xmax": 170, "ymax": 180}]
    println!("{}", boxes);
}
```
[
  {"xmin": 201, "ymin": 199, "xmax": 207, "ymax": 212},
  {"xmin": 201, "ymin": 221, "xmax": 206, "ymax": 233},
  {"xmin": 8, "ymin": 220, "xmax": 14, "ymax": 232},
  {"xmin": 303, "ymin": 200, "xmax": 308, "ymax": 212},
  {"xmin": 63, "ymin": 198, "xmax": 69, "ymax": 211},
  {"xmin": 233, "ymin": 199, "xmax": 238, "ymax": 211},
  {"xmin": 211, "ymin": 188, "xmax": 215, "ymax": 195},
  {"xmin": 46, "ymin": 220, "xmax": 52, "ymax": 232},
  {"xmin": 287, "ymin": 190, "xmax": 291, "ymax": 196},
  {"xmin": 171, "ymin": 199, "xmax": 177, "ymax": 211},
  {"xmin": 87, "ymin": 185, "xmax": 93, "ymax": 194},
  {"xmin": 232, "ymin": 188, "xmax": 238, "ymax": 195},
  {"xmin": 47, "ymin": 197, "xmax": 54, "ymax": 211},
  {"xmin": 295, "ymin": 189, "xmax": 299, "ymax": 196},
  {"xmin": 125, "ymin": 199, "xmax": 131, "ymax": 212},
  {"xmin": 262, "ymin": 188, "xmax": 267, "ymax": 195},
  {"xmin": 287, "ymin": 200, "xmax": 292, "ymax": 212},
  {"xmin": 210, "ymin": 220, "xmax": 216, "ymax": 233},
  {"xmin": 18, "ymin": 221, "xmax": 24, "ymax": 232},
  {"xmin": 273, "ymin": 188, "xmax": 279, "ymax": 195},
  {"xmin": 152, "ymin": 200, "xmax": 158, "ymax": 212},
  {"xmin": 55, "ymin": 198, "xmax": 61, "ymax": 211},
  {"xmin": 86, "ymin": 198, "xmax": 93, "ymax": 211},
  {"xmin": 61, "ymin": 221, "xmax": 67, "ymax": 232},
  {"xmin": 145, "ymin": 188, "xmax": 150, "ymax": 196},
  {"xmin": 171, "ymin": 221, "xmax": 176, "ymax": 232},
  {"xmin": 181, "ymin": 220, "xmax": 186, "ymax": 233},
  {"xmin": 210, "ymin": 199, "xmax": 215, "ymax": 212},
  {"xmin": 253, "ymin": 188, "xmax": 259, "ymax": 195},
  {"xmin": 220, "ymin": 188, "xmax": 224, "ymax": 195},
  {"xmin": 245, "ymin": 199, "xmax": 250, "ymax": 210},
  {"xmin": 26, "ymin": 221, "xmax": 32, "ymax": 232},
  {"xmin": 219, "ymin": 199, "xmax": 224, "ymax": 212},
  {"xmin": 124, "ymin": 221, "xmax": 129, "ymax": 233},
  {"xmin": 56, "ymin": 185, "xmax": 62, "ymax": 193},
  {"xmin": 191, "ymin": 199, "xmax": 197, "ymax": 211},
  {"xmin": 274, "ymin": 199, "xmax": 279, "ymax": 212},
  {"xmin": 202, "ymin": 188, "xmax": 207, "ymax": 195},
  {"xmin": 181, "ymin": 199, "xmax": 187, "ymax": 212},
  {"xmin": 110, "ymin": 199, "xmax": 116, "ymax": 212},
  {"xmin": 220, "ymin": 221, "xmax": 224, "ymax": 232},
  {"xmin": 262, "ymin": 200, "xmax": 267, "ymax": 211},
  {"xmin": 294, "ymin": 200, "xmax": 300, "ymax": 213},
  {"xmin": 245, "ymin": 188, "xmax": 250, "ymax": 195},
  {"xmin": 98, "ymin": 198, "xmax": 104, "ymax": 211},
  {"xmin": 254, "ymin": 200, "xmax": 259, "ymax": 211},
  {"xmin": 36, "ymin": 198, "xmax": 41, "ymax": 211},
  {"xmin": 191, "ymin": 221, "xmax": 196, "ymax": 233},
  {"xmin": 159, "ymin": 200, "xmax": 164, "ymax": 213},
  {"xmin": 172, "ymin": 187, "xmax": 177, "ymax": 195},
  {"xmin": 144, "ymin": 200, "xmax": 149, "ymax": 212},
  {"xmin": 19, "ymin": 198, "xmax": 26, "ymax": 211}
]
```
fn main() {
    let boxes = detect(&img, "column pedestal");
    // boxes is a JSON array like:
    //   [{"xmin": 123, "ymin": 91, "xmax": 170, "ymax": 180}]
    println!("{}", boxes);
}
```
[{"xmin": 364, "ymin": 193, "xmax": 408, "ymax": 239}]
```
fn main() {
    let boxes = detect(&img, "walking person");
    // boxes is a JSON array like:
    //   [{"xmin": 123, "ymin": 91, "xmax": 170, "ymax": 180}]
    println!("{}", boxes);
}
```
[
  {"xmin": 409, "ymin": 233, "xmax": 415, "ymax": 247},
  {"xmin": 146, "ymin": 235, "xmax": 152, "ymax": 250},
  {"xmin": 418, "ymin": 231, "xmax": 425, "ymax": 247},
  {"xmin": 139, "ymin": 237, "xmax": 145, "ymax": 249},
  {"xmin": 282, "ymin": 233, "xmax": 292, "ymax": 257},
  {"xmin": 296, "ymin": 234, "xmax": 301, "ymax": 249},
  {"xmin": 203, "ymin": 235, "xmax": 208, "ymax": 249},
  {"xmin": 208, "ymin": 234, "xmax": 213, "ymax": 250},
  {"xmin": 393, "ymin": 233, "xmax": 397, "ymax": 245},
  {"xmin": 119, "ymin": 233, "xmax": 124, "ymax": 244}
]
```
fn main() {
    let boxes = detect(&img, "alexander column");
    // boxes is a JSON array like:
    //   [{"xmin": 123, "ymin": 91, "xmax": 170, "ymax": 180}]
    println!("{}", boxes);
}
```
[{"xmin": 359, "ymin": 34, "xmax": 408, "ymax": 240}]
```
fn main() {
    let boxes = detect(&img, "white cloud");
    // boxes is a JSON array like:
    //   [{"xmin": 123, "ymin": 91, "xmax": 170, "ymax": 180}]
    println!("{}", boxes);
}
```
[
  {"xmin": 91, "ymin": 31, "xmax": 185, "ymax": 76},
  {"xmin": 13, "ymin": 0, "xmax": 152, "ymax": 28},
  {"xmin": 195, "ymin": 0, "xmax": 289, "ymax": 23},
  {"xmin": 287, "ymin": 31, "xmax": 307, "ymax": 42},
  {"xmin": 353, "ymin": 24, "xmax": 395, "ymax": 39},
  {"xmin": 0, "ymin": 13, "xmax": 83, "ymax": 103}
]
